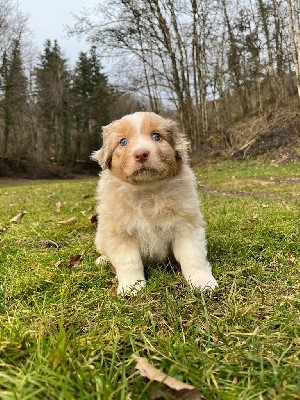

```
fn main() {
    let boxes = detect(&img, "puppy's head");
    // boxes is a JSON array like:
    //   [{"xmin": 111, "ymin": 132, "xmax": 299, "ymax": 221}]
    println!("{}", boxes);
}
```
[{"xmin": 92, "ymin": 112, "xmax": 188, "ymax": 184}]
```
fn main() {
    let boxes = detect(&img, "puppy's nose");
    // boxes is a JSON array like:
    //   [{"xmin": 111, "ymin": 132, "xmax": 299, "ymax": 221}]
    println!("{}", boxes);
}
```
[{"xmin": 134, "ymin": 149, "xmax": 150, "ymax": 163}]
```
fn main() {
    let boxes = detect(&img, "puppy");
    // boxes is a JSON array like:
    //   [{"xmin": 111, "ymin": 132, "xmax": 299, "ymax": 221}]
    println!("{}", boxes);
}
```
[{"xmin": 92, "ymin": 112, "xmax": 218, "ymax": 294}]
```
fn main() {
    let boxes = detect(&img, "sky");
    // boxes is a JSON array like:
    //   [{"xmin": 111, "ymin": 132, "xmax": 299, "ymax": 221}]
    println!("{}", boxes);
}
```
[{"xmin": 19, "ymin": 0, "xmax": 97, "ymax": 66}]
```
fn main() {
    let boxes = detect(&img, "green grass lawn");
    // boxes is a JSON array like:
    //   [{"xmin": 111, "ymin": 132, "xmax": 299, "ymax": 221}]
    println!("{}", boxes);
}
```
[{"xmin": 0, "ymin": 161, "xmax": 299, "ymax": 399}]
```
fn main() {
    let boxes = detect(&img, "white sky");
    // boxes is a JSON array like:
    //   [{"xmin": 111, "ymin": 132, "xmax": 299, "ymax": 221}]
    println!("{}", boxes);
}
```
[{"xmin": 19, "ymin": 0, "xmax": 97, "ymax": 67}]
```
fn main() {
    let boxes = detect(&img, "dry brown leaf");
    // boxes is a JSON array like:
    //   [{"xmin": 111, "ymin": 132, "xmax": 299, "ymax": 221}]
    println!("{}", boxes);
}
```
[
  {"xmin": 66, "ymin": 254, "xmax": 82, "ymax": 268},
  {"xmin": 55, "ymin": 255, "xmax": 81, "ymax": 269},
  {"xmin": 9, "ymin": 211, "xmax": 27, "ymax": 223},
  {"xmin": 55, "ymin": 201, "xmax": 62, "ymax": 213},
  {"xmin": 133, "ymin": 356, "xmax": 203, "ymax": 400},
  {"xmin": 57, "ymin": 216, "xmax": 76, "ymax": 225},
  {"xmin": 89, "ymin": 214, "xmax": 98, "ymax": 224}
]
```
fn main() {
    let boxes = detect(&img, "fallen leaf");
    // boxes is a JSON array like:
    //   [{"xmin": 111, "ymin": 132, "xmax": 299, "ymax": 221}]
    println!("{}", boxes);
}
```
[
  {"xmin": 57, "ymin": 216, "xmax": 76, "ymax": 225},
  {"xmin": 10, "ymin": 211, "xmax": 27, "ymax": 223},
  {"xmin": 133, "ymin": 355, "xmax": 203, "ymax": 400},
  {"xmin": 55, "ymin": 201, "xmax": 62, "ymax": 213},
  {"xmin": 55, "ymin": 255, "xmax": 82, "ymax": 269},
  {"xmin": 66, "ymin": 254, "xmax": 81, "ymax": 268},
  {"xmin": 89, "ymin": 214, "xmax": 98, "ymax": 224}
]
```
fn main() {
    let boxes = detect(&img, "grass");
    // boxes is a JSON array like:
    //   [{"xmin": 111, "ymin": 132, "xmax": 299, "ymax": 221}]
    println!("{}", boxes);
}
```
[{"xmin": 0, "ymin": 160, "xmax": 299, "ymax": 399}]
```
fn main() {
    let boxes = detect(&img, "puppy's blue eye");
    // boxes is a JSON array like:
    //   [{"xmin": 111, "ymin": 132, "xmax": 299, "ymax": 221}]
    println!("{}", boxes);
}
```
[
  {"xmin": 152, "ymin": 132, "xmax": 161, "ymax": 141},
  {"xmin": 119, "ymin": 138, "xmax": 128, "ymax": 146}
]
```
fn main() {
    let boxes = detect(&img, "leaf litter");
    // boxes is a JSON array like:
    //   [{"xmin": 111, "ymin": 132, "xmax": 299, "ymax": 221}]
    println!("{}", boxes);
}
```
[
  {"xmin": 133, "ymin": 355, "xmax": 203, "ymax": 400},
  {"xmin": 55, "ymin": 254, "xmax": 82, "ymax": 269},
  {"xmin": 9, "ymin": 211, "xmax": 27, "ymax": 223}
]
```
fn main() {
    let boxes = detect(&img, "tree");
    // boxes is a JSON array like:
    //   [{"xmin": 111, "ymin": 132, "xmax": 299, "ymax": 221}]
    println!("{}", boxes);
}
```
[
  {"xmin": 0, "ymin": 0, "xmax": 32, "ymax": 163},
  {"xmin": 35, "ymin": 40, "xmax": 71, "ymax": 165},
  {"xmin": 71, "ymin": 0, "xmax": 220, "ymax": 149},
  {"xmin": 0, "ymin": 38, "xmax": 28, "ymax": 159},
  {"xmin": 71, "ymin": 47, "xmax": 109, "ymax": 160},
  {"xmin": 287, "ymin": 0, "xmax": 300, "ymax": 102}
]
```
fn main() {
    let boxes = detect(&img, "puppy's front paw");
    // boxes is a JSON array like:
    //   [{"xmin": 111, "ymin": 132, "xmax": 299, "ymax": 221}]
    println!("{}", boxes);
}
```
[
  {"xmin": 188, "ymin": 272, "xmax": 218, "ymax": 291},
  {"xmin": 117, "ymin": 279, "xmax": 146, "ymax": 296}
]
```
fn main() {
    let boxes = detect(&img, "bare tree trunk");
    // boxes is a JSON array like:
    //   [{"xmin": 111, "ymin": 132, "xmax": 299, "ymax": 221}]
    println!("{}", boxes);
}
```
[
  {"xmin": 287, "ymin": 0, "xmax": 300, "ymax": 102},
  {"xmin": 221, "ymin": 0, "xmax": 249, "ymax": 115}
]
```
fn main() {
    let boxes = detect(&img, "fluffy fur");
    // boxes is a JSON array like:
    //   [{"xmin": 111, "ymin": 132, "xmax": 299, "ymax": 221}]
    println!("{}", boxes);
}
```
[{"xmin": 92, "ymin": 112, "xmax": 218, "ymax": 294}]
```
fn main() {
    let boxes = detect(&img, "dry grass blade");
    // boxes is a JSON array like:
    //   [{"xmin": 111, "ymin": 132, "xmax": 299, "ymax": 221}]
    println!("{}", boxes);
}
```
[
  {"xmin": 41, "ymin": 240, "xmax": 59, "ymax": 249},
  {"xmin": 57, "ymin": 216, "xmax": 76, "ymax": 225}
]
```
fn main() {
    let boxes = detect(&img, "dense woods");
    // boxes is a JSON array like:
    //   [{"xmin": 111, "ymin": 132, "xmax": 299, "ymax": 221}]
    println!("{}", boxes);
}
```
[
  {"xmin": 0, "ymin": 1, "xmax": 145, "ymax": 175},
  {"xmin": 1, "ymin": 0, "xmax": 300, "ymax": 176}
]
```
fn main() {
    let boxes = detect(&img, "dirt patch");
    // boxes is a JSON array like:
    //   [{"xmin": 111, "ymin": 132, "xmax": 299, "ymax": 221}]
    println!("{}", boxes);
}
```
[{"xmin": 230, "ymin": 114, "xmax": 300, "ymax": 163}]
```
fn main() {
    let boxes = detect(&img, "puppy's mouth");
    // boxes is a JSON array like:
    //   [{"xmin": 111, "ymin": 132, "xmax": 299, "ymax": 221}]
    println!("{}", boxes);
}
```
[
  {"xmin": 132, "ymin": 166, "xmax": 159, "ymax": 176},
  {"xmin": 126, "ymin": 166, "xmax": 162, "ymax": 182}
]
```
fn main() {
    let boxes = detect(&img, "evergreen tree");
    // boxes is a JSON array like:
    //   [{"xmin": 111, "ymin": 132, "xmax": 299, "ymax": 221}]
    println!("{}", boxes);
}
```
[
  {"xmin": 0, "ymin": 51, "xmax": 10, "ymax": 157},
  {"xmin": 71, "ymin": 46, "xmax": 109, "ymax": 160},
  {"xmin": 0, "ymin": 39, "xmax": 28, "ymax": 158},
  {"xmin": 35, "ymin": 40, "xmax": 71, "ymax": 165}
]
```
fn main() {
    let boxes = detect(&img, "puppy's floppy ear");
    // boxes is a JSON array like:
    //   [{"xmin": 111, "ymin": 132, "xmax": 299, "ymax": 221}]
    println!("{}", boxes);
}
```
[
  {"xmin": 165, "ymin": 119, "xmax": 189, "ymax": 162},
  {"xmin": 91, "ymin": 123, "xmax": 114, "ymax": 170},
  {"xmin": 90, "ymin": 148, "xmax": 111, "ymax": 169},
  {"xmin": 91, "ymin": 146, "xmax": 112, "ymax": 170}
]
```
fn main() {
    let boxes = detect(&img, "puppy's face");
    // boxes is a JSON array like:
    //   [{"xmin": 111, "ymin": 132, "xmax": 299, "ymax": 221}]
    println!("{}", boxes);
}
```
[{"xmin": 93, "ymin": 112, "xmax": 188, "ymax": 184}]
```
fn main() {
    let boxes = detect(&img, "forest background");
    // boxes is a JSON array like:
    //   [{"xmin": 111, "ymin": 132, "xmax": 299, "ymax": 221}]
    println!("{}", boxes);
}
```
[{"xmin": 0, "ymin": 0, "xmax": 300, "ymax": 178}]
